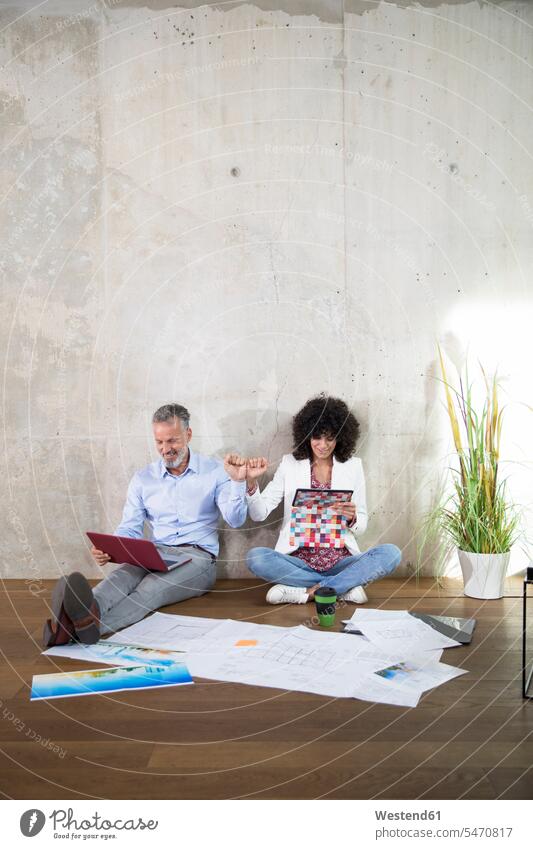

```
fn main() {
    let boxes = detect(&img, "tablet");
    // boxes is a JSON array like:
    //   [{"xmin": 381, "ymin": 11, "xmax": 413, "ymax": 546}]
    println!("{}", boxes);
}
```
[
  {"xmin": 86, "ymin": 533, "xmax": 192, "ymax": 573},
  {"xmin": 291, "ymin": 488, "xmax": 353, "ymax": 507},
  {"xmin": 289, "ymin": 489, "xmax": 354, "ymax": 550}
]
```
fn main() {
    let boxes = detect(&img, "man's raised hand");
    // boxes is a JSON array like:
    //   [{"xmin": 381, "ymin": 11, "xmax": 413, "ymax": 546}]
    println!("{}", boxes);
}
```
[{"xmin": 224, "ymin": 453, "xmax": 248, "ymax": 482}]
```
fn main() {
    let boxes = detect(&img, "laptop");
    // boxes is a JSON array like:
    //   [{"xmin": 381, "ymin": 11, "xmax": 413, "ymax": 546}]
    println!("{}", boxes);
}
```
[{"xmin": 86, "ymin": 533, "xmax": 192, "ymax": 573}]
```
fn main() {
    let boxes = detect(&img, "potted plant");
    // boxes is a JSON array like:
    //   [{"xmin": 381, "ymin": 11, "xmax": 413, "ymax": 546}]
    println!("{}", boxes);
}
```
[{"xmin": 417, "ymin": 346, "xmax": 521, "ymax": 599}]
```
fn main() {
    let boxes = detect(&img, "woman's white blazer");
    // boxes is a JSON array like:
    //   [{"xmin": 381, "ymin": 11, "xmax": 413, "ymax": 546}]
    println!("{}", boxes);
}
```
[{"xmin": 246, "ymin": 453, "xmax": 368, "ymax": 555}]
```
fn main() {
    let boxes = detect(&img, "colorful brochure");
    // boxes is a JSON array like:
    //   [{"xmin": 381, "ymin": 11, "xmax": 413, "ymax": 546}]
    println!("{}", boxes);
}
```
[{"xmin": 30, "ymin": 662, "xmax": 193, "ymax": 701}]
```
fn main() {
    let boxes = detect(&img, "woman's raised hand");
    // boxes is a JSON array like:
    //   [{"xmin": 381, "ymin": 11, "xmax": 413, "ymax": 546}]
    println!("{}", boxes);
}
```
[
  {"xmin": 331, "ymin": 501, "xmax": 357, "ymax": 526},
  {"xmin": 246, "ymin": 457, "xmax": 268, "ymax": 480},
  {"xmin": 245, "ymin": 457, "xmax": 268, "ymax": 492}
]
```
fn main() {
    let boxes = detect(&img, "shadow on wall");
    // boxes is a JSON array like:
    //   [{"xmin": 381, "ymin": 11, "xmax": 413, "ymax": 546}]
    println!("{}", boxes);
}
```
[
  {"xmin": 216, "ymin": 407, "xmax": 293, "ymax": 578},
  {"xmin": 397, "ymin": 344, "xmax": 458, "ymax": 577}
]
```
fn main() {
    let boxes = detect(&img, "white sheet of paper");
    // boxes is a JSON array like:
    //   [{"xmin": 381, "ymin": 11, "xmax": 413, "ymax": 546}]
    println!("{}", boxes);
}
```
[
  {"xmin": 349, "ymin": 609, "xmax": 461, "ymax": 653},
  {"xmin": 184, "ymin": 622, "xmax": 426, "ymax": 706},
  {"xmin": 373, "ymin": 659, "xmax": 468, "ymax": 694},
  {"xmin": 345, "ymin": 608, "xmax": 412, "ymax": 622},
  {"xmin": 342, "ymin": 628, "xmax": 444, "ymax": 666},
  {"xmin": 187, "ymin": 650, "xmax": 421, "ymax": 707},
  {"xmin": 43, "ymin": 641, "xmax": 185, "ymax": 668},
  {"xmin": 106, "ymin": 613, "xmax": 228, "ymax": 651},
  {"xmin": 350, "ymin": 673, "xmax": 421, "ymax": 707}
]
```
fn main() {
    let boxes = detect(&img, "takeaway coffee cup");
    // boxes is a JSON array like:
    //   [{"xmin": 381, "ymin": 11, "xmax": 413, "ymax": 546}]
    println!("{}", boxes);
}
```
[{"xmin": 314, "ymin": 586, "xmax": 337, "ymax": 628}]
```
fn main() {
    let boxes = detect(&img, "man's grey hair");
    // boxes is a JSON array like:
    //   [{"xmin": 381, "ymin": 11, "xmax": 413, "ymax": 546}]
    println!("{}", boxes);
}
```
[{"xmin": 152, "ymin": 403, "xmax": 190, "ymax": 429}]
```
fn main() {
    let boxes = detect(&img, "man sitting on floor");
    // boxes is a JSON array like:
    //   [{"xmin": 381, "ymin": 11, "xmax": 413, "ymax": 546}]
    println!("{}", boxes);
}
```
[{"xmin": 43, "ymin": 403, "xmax": 248, "ymax": 647}]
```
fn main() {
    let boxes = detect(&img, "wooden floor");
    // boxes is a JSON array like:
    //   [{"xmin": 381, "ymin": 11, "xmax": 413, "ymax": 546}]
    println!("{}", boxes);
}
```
[{"xmin": 0, "ymin": 577, "xmax": 532, "ymax": 800}]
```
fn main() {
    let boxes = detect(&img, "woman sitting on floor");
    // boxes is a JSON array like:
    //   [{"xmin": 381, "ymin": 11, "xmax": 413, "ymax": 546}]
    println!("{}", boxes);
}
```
[{"xmin": 245, "ymin": 394, "xmax": 401, "ymax": 605}]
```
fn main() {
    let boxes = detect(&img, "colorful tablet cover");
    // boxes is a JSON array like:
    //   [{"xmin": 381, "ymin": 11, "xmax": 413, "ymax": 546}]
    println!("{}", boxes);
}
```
[{"xmin": 289, "ymin": 489, "xmax": 353, "ymax": 549}]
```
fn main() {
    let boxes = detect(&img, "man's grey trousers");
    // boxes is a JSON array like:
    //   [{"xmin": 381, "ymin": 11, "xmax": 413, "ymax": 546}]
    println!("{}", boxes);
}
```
[{"xmin": 93, "ymin": 544, "xmax": 216, "ymax": 635}]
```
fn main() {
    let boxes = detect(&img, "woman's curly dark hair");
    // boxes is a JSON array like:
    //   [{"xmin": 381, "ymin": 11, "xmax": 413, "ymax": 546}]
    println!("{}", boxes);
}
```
[{"xmin": 292, "ymin": 395, "xmax": 360, "ymax": 462}]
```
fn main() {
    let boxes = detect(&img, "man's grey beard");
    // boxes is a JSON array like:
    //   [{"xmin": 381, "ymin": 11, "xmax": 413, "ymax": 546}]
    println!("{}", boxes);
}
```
[{"xmin": 164, "ymin": 446, "xmax": 188, "ymax": 468}]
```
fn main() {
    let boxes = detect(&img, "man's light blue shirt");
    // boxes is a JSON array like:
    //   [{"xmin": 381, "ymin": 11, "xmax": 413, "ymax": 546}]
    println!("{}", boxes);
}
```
[{"xmin": 115, "ymin": 450, "xmax": 247, "ymax": 556}]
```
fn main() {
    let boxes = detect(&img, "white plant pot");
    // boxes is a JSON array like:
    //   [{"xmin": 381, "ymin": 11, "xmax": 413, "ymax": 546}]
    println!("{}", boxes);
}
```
[{"xmin": 457, "ymin": 549, "xmax": 511, "ymax": 599}]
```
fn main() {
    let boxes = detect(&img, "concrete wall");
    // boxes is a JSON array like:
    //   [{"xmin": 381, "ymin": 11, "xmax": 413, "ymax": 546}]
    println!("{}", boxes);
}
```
[{"xmin": 1, "ymin": 0, "xmax": 532, "ymax": 581}]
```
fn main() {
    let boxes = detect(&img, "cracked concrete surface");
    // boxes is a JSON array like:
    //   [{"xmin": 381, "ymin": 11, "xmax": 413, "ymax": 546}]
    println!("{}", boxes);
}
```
[{"xmin": 1, "ymin": 1, "xmax": 532, "ymax": 579}]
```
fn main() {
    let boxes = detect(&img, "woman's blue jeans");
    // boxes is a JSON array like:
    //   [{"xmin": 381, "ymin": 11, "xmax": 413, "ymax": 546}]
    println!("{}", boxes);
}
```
[{"xmin": 246, "ymin": 544, "xmax": 401, "ymax": 595}]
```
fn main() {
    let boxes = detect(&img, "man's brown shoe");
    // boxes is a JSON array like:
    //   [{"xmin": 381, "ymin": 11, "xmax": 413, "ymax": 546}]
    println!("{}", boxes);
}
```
[
  {"xmin": 43, "ymin": 573, "xmax": 100, "ymax": 647},
  {"xmin": 43, "ymin": 594, "xmax": 76, "ymax": 648}
]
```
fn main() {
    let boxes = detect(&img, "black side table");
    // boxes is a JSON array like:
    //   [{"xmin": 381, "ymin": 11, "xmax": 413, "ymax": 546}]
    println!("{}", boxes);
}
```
[{"xmin": 522, "ymin": 565, "xmax": 533, "ymax": 699}]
